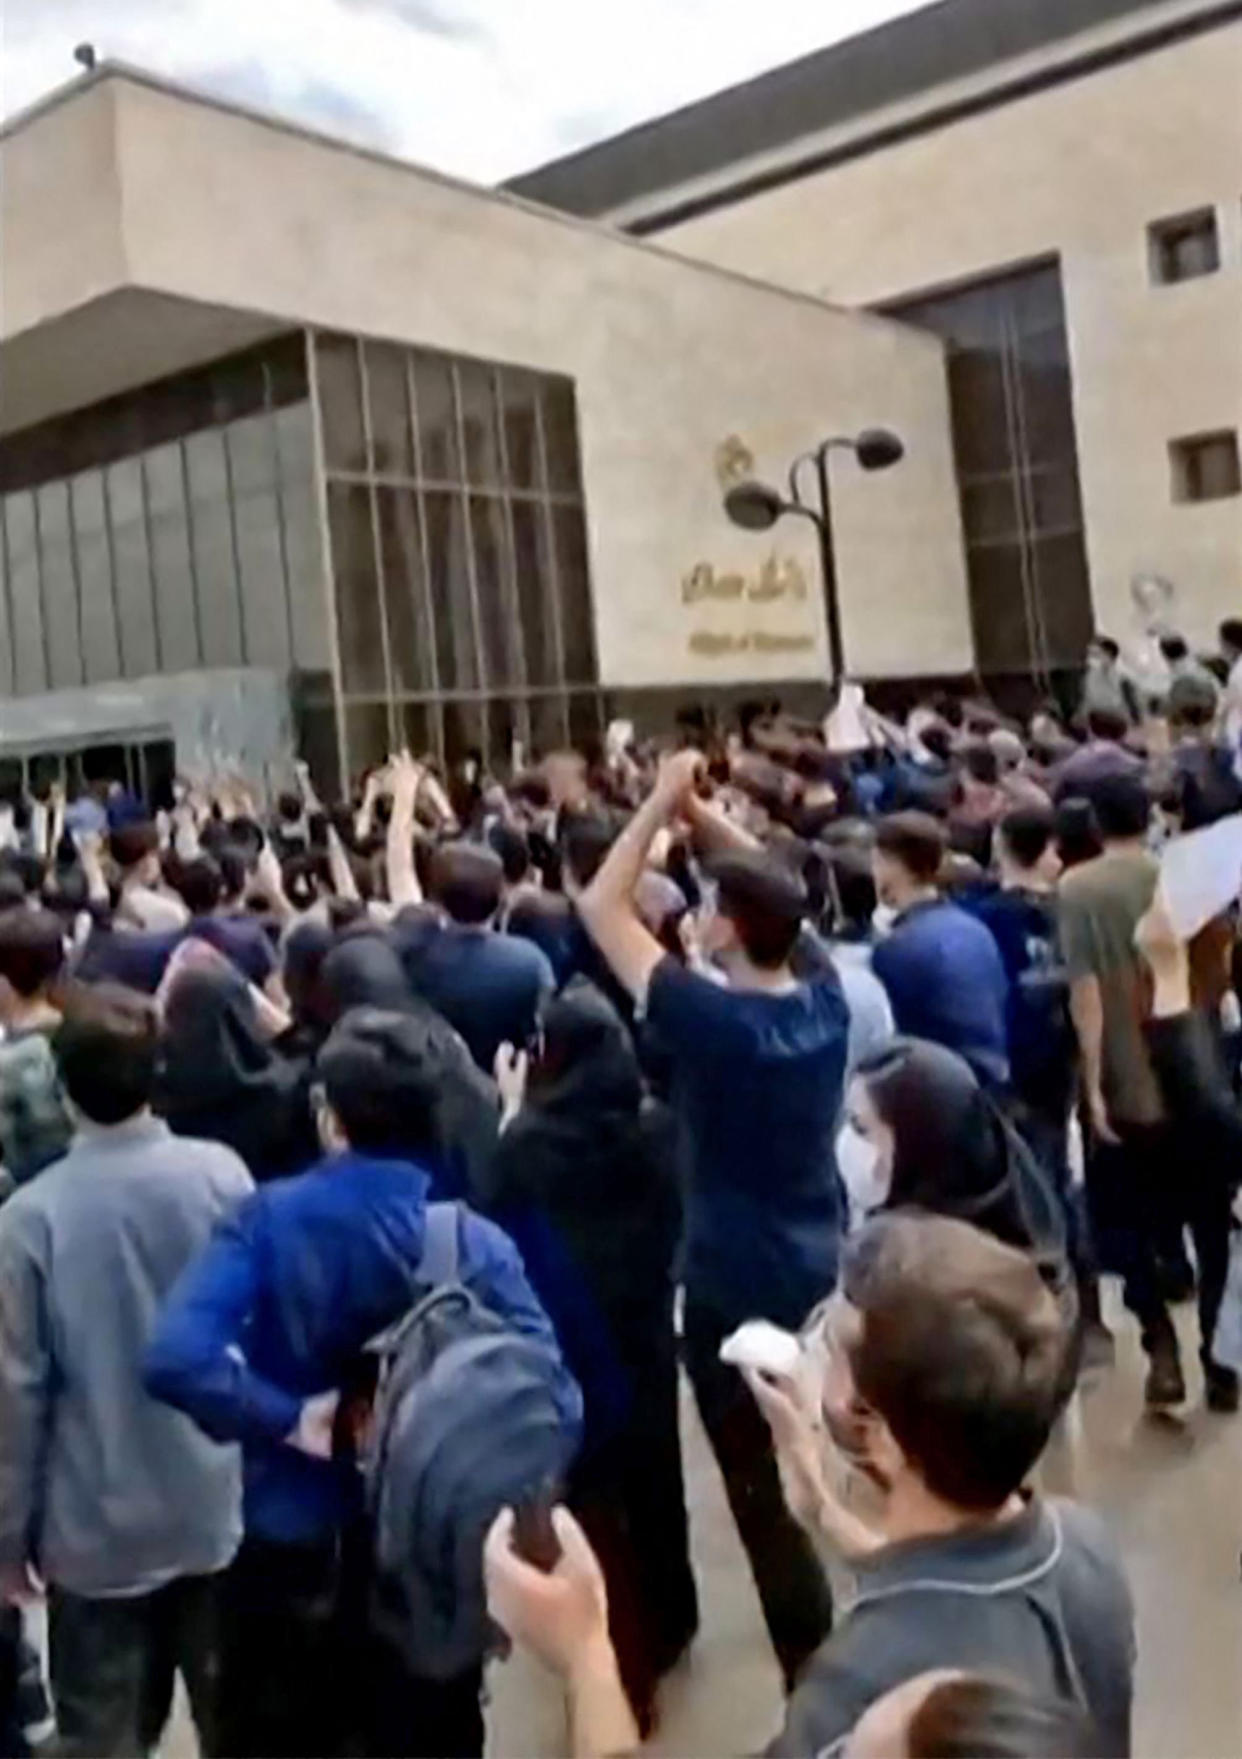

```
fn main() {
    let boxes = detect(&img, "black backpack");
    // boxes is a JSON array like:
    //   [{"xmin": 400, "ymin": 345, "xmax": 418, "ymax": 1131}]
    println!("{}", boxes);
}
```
[{"xmin": 364, "ymin": 1204, "xmax": 581, "ymax": 1680}]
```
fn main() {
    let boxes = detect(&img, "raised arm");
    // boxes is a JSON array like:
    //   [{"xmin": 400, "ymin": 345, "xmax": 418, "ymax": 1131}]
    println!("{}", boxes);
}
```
[
  {"xmin": 576, "ymin": 751, "xmax": 702, "ymax": 1003},
  {"xmin": 385, "ymin": 753, "xmax": 424, "ymax": 910}
]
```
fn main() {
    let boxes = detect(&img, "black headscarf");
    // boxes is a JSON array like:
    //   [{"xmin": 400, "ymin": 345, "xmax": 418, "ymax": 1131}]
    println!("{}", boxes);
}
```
[
  {"xmin": 857, "ymin": 1038, "xmax": 1065, "ymax": 1262},
  {"xmin": 490, "ymin": 981, "xmax": 681, "ymax": 1371},
  {"xmin": 318, "ymin": 925, "xmax": 499, "ymax": 1205},
  {"xmin": 280, "ymin": 918, "xmax": 335, "ymax": 1055},
  {"xmin": 156, "ymin": 964, "xmax": 317, "ymax": 1180},
  {"xmin": 320, "ymin": 929, "xmax": 417, "ymax": 1021}
]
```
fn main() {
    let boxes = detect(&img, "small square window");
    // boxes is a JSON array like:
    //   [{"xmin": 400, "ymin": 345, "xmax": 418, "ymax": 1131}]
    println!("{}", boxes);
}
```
[
  {"xmin": 1148, "ymin": 209, "xmax": 1220, "ymax": 284},
  {"xmin": 1169, "ymin": 431, "xmax": 1241, "ymax": 503}
]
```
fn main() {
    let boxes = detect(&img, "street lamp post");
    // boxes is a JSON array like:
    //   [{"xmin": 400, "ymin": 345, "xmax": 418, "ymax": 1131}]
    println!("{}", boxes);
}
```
[{"xmin": 723, "ymin": 427, "xmax": 904, "ymax": 687}]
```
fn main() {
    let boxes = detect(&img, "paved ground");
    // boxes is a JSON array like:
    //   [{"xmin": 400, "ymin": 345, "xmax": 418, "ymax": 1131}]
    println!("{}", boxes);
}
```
[
  {"xmin": 489, "ymin": 1291, "xmax": 1242, "ymax": 1759},
  {"xmin": 47, "ymin": 1288, "xmax": 1240, "ymax": 1757}
]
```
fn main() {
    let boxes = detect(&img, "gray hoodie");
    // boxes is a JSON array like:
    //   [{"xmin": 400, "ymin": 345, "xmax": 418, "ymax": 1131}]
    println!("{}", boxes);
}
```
[
  {"xmin": 0, "ymin": 1115, "xmax": 252, "ymax": 1596},
  {"xmin": 767, "ymin": 1498, "xmax": 1134, "ymax": 1758}
]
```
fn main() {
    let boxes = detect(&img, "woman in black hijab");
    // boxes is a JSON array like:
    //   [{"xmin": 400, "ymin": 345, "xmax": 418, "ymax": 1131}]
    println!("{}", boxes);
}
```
[
  {"xmin": 317, "ymin": 928, "xmax": 499, "ymax": 1205},
  {"xmin": 156, "ymin": 963, "xmax": 318, "ymax": 1180},
  {"xmin": 839, "ymin": 1037, "xmax": 1066, "ymax": 1269},
  {"xmin": 487, "ymin": 980, "xmax": 697, "ymax": 1733},
  {"xmin": 277, "ymin": 918, "xmax": 335, "ymax": 1061}
]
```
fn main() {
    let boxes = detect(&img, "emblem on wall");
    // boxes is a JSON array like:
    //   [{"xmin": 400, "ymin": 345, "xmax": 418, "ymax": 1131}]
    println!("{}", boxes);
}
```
[{"xmin": 713, "ymin": 434, "xmax": 756, "ymax": 490}]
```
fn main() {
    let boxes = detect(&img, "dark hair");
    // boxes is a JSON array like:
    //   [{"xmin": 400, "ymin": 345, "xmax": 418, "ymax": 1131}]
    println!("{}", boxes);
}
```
[
  {"xmin": 174, "ymin": 855, "xmax": 224, "ymax": 915},
  {"xmin": 488, "ymin": 823, "xmax": 531, "ymax": 887},
  {"xmin": 708, "ymin": 851, "xmax": 806, "ymax": 968},
  {"xmin": 1085, "ymin": 706, "xmax": 1130, "ymax": 743},
  {"xmin": 874, "ymin": 812, "xmax": 946, "ymax": 884},
  {"xmin": 560, "ymin": 812, "xmax": 617, "ymax": 889},
  {"xmin": 1158, "ymin": 633, "xmax": 1188, "ymax": 664},
  {"xmin": 317, "ymin": 1007, "xmax": 441, "ymax": 1158},
  {"xmin": 997, "ymin": 805, "xmax": 1055, "ymax": 872},
  {"xmin": 840, "ymin": 1213, "xmax": 1069, "ymax": 1510},
  {"xmin": 55, "ymin": 983, "xmax": 159, "ymax": 1124},
  {"xmin": 0, "ymin": 907, "xmax": 66, "ymax": 997},
  {"xmin": 216, "ymin": 846, "xmax": 248, "ymax": 905},
  {"xmin": 428, "ymin": 841, "xmax": 504, "ymax": 925},
  {"xmin": 962, "ymin": 742, "xmax": 999, "ymax": 786},
  {"xmin": 109, "ymin": 821, "xmax": 160, "ymax": 871},
  {"xmin": 1053, "ymin": 797, "xmax": 1102, "ymax": 868},
  {"xmin": 1092, "ymin": 635, "xmax": 1121, "ymax": 662},
  {"xmin": 1089, "ymin": 773, "xmax": 1150, "ymax": 841},
  {"xmin": 906, "ymin": 1673, "xmax": 1097, "ymax": 1758},
  {"xmin": 507, "ymin": 889, "xmax": 573, "ymax": 970},
  {"xmin": 919, "ymin": 723, "xmax": 954, "ymax": 765},
  {"xmin": 277, "ymin": 790, "xmax": 304, "ymax": 824},
  {"xmin": 828, "ymin": 848, "xmax": 878, "ymax": 936},
  {"xmin": 1166, "ymin": 672, "xmax": 1218, "ymax": 729},
  {"xmin": 1219, "ymin": 617, "xmax": 1242, "ymax": 654}
]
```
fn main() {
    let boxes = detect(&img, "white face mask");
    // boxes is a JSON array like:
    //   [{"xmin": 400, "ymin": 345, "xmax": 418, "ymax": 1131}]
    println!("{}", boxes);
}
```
[
  {"xmin": 871, "ymin": 903, "xmax": 898, "ymax": 937},
  {"xmin": 836, "ymin": 1122, "xmax": 887, "ymax": 1220}
]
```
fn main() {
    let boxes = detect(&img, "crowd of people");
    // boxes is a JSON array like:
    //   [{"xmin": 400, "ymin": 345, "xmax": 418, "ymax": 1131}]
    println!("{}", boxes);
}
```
[{"xmin": 2, "ymin": 613, "xmax": 1241, "ymax": 1759}]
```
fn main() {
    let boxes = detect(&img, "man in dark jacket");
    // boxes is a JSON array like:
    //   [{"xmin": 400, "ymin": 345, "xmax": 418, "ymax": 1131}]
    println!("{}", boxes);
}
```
[{"xmin": 146, "ymin": 1008, "xmax": 575, "ymax": 1758}]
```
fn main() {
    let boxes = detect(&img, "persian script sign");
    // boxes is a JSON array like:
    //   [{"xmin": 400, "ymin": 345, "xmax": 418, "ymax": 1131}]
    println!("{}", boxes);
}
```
[{"xmin": 680, "ymin": 554, "xmax": 816, "ymax": 659}]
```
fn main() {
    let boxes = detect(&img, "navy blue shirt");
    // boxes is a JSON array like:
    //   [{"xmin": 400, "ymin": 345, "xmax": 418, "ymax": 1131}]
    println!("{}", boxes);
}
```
[
  {"xmin": 77, "ymin": 915, "xmax": 275, "ymax": 993},
  {"xmin": 399, "ymin": 920, "xmax": 554, "ymax": 1071},
  {"xmin": 645, "ymin": 957, "xmax": 849, "ymax": 1331},
  {"xmin": 145, "ymin": 1152, "xmax": 574, "ymax": 1546},
  {"xmin": 970, "ymin": 887, "xmax": 1075, "ymax": 1119},
  {"xmin": 872, "ymin": 898, "xmax": 1011, "ymax": 1090}
]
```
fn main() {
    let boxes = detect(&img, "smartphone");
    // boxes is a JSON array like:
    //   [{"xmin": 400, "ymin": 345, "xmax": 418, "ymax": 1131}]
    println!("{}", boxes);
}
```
[{"xmin": 512, "ymin": 1484, "xmax": 562, "ymax": 1573}]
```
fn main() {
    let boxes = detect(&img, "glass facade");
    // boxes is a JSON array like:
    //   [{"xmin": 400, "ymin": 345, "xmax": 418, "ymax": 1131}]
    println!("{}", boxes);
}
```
[
  {"xmin": 0, "ymin": 334, "xmax": 327, "ymax": 699},
  {"xmin": 309, "ymin": 331, "xmax": 600, "ymax": 780},
  {"xmin": 895, "ymin": 260, "xmax": 1093, "ymax": 680},
  {"xmin": 1, "ymin": 328, "xmax": 602, "ymax": 791}
]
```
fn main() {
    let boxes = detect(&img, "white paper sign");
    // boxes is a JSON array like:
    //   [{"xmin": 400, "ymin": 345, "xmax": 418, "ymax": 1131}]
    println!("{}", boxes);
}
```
[{"xmin": 1159, "ymin": 813, "xmax": 1242, "ymax": 939}]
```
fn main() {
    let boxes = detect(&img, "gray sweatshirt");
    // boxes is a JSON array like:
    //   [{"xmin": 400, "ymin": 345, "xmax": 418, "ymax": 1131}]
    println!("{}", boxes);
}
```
[
  {"xmin": 0, "ymin": 1115, "xmax": 253, "ymax": 1596},
  {"xmin": 768, "ymin": 1498, "xmax": 1134, "ymax": 1758}
]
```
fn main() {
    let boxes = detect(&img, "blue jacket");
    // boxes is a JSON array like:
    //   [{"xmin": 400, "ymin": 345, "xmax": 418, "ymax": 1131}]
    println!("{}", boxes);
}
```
[
  {"xmin": 872, "ymin": 898, "xmax": 1011, "ymax": 1091},
  {"xmin": 145, "ymin": 1151, "xmax": 575, "ymax": 1547}
]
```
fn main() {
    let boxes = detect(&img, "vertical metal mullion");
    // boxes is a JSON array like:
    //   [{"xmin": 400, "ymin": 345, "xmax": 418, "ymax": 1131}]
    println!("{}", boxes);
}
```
[
  {"xmin": 405, "ymin": 351, "xmax": 445, "ymax": 764},
  {"xmin": 266, "ymin": 361, "xmax": 299, "ymax": 671},
  {"xmin": 1007, "ymin": 326, "xmax": 1054, "ymax": 684},
  {"xmin": 357, "ymin": 337, "xmax": 397, "ymax": 747},
  {"xmin": 178, "ymin": 441, "xmax": 206, "ymax": 667},
  {"xmin": 30, "ymin": 489, "xmax": 53, "ymax": 692},
  {"xmin": 65, "ymin": 479, "xmax": 87, "ymax": 687},
  {"xmin": 100, "ymin": 469, "xmax": 128, "ymax": 679},
  {"xmin": 532, "ymin": 393, "xmax": 569, "ymax": 747},
  {"xmin": 997, "ymin": 319, "xmax": 1041, "ymax": 684},
  {"xmin": 220, "ymin": 423, "xmax": 250, "ymax": 667},
  {"xmin": 450, "ymin": 363, "xmax": 489, "ymax": 756},
  {"xmin": 137, "ymin": 454, "xmax": 165, "ymax": 675},
  {"xmin": 493, "ymin": 372, "xmax": 533, "ymax": 756},
  {"xmin": 306, "ymin": 328, "xmax": 350, "ymax": 792}
]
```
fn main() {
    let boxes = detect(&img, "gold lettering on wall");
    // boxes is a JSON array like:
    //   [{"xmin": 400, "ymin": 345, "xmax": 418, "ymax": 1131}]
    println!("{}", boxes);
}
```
[{"xmin": 680, "ymin": 553, "xmax": 815, "ymax": 659}]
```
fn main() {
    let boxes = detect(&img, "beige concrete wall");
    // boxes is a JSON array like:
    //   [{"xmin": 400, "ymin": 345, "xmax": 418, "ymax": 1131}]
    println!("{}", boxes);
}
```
[
  {"xmin": 0, "ymin": 82, "xmax": 127, "ymax": 339},
  {"xmin": 81, "ymin": 76, "xmax": 970, "ymax": 687},
  {"xmin": 659, "ymin": 21, "xmax": 1242, "ymax": 648}
]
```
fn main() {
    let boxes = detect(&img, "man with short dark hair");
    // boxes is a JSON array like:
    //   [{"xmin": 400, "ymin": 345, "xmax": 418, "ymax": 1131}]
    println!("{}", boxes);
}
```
[
  {"xmin": 0, "ymin": 984, "xmax": 252, "ymax": 1757},
  {"xmin": 1053, "ymin": 707, "xmax": 1144, "ymax": 803},
  {"xmin": 0, "ymin": 908, "xmax": 73, "ymax": 1190},
  {"xmin": 396, "ymin": 841, "xmax": 554, "ymax": 1071},
  {"xmin": 578, "ymin": 751, "xmax": 846, "ymax": 1688},
  {"xmin": 146, "ymin": 1005, "xmax": 574, "ymax": 1758},
  {"xmin": 487, "ymin": 1215, "xmax": 1135, "ymax": 1759},
  {"xmin": 1057, "ymin": 774, "xmax": 1205, "ymax": 1407},
  {"xmin": 110, "ymin": 821, "xmax": 189, "ymax": 933},
  {"xmin": 870, "ymin": 812, "xmax": 1010, "ymax": 1090}
]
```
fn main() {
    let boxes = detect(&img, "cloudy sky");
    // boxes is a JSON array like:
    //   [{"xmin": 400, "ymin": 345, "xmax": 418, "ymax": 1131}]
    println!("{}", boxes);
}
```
[{"xmin": 2, "ymin": 0, "xmax": 928, "ymax": 184}]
